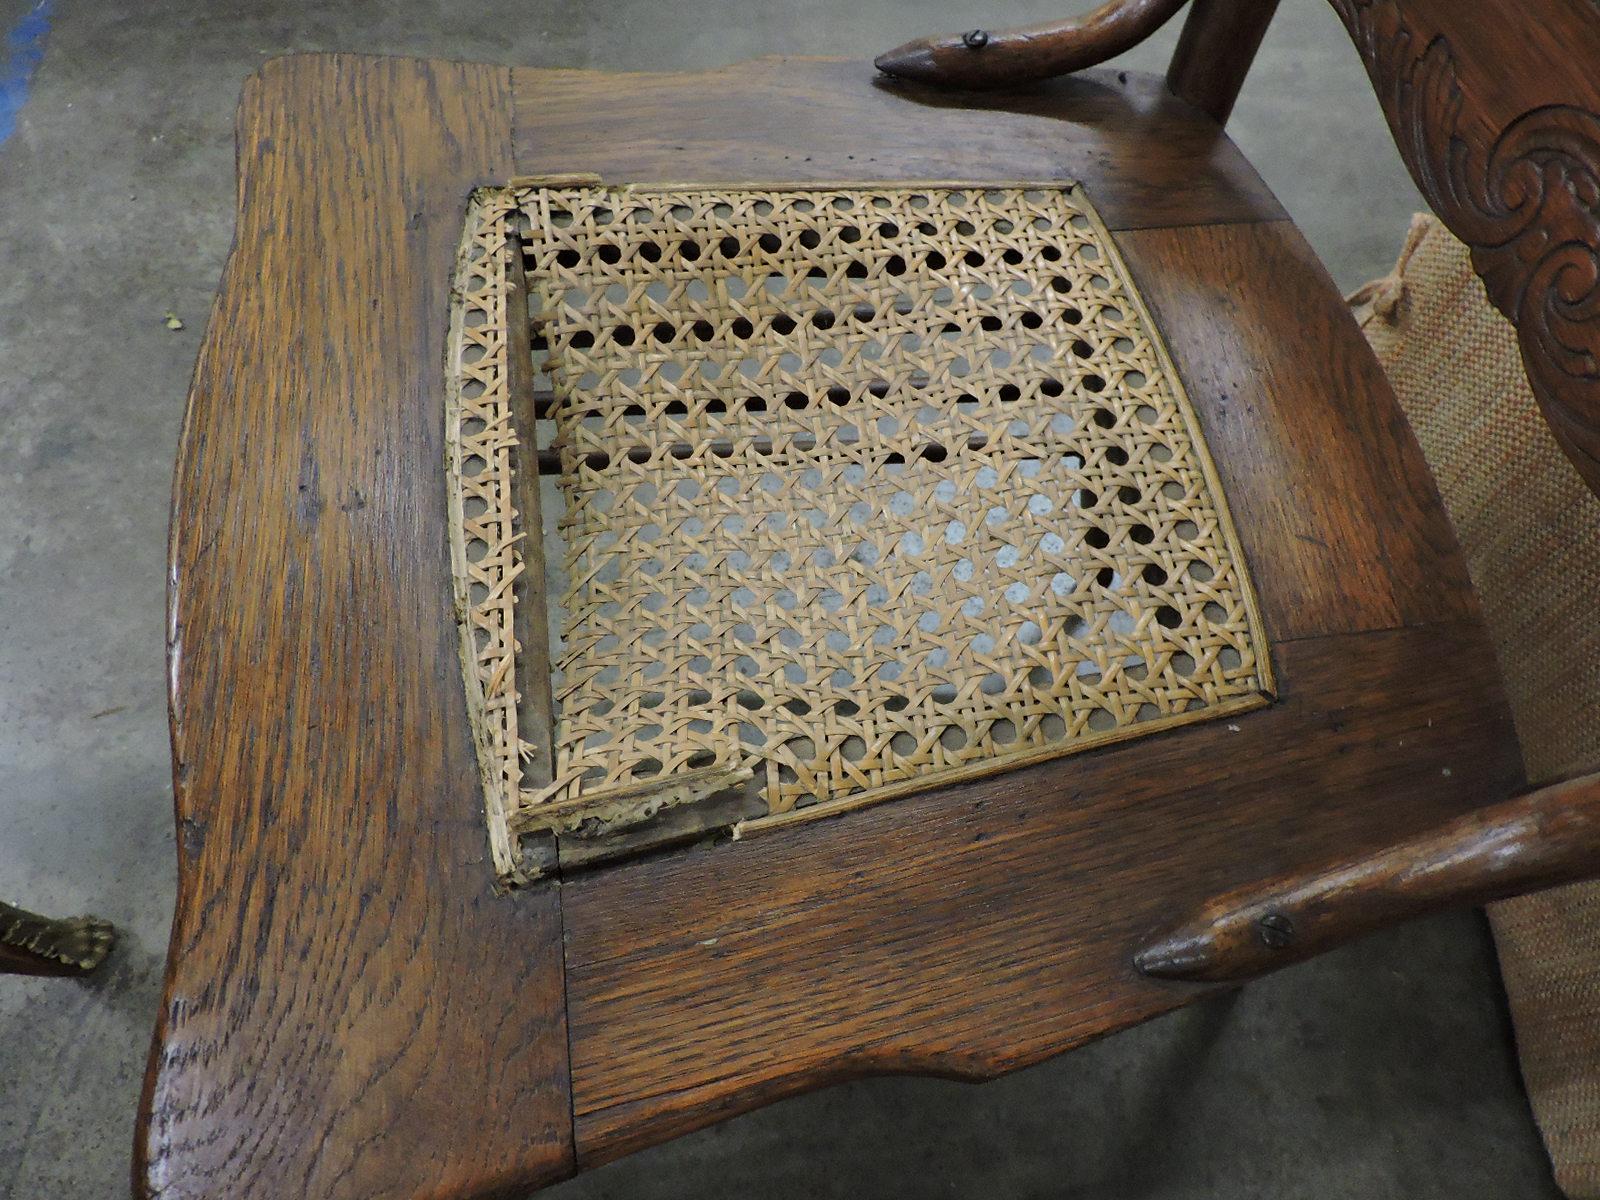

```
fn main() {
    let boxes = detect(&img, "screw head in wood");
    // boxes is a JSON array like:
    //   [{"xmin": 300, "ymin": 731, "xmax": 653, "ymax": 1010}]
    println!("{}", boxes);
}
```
[
  {"xmin": 1256, "ymin": 911, "xmax": 1296, "ymax": 949},
  {"xmin": 962, "ymin": 28, "xmax": 990, "ymax": 49}
]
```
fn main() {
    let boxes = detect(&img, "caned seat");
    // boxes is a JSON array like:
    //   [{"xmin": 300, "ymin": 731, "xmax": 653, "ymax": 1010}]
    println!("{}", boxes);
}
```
[
  {"xmin": 450, "ymin": 178, "xmax": 1273, "ymax": 882},
  {"xmin": 145, "ymin": 5, "xmax": 1600, "ymax": 1193}
]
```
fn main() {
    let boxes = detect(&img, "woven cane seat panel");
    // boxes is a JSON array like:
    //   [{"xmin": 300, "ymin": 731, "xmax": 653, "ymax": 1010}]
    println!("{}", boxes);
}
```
[{"xmin": 447, "ymin": 182, "xmax": 1272, "ymax": 882}]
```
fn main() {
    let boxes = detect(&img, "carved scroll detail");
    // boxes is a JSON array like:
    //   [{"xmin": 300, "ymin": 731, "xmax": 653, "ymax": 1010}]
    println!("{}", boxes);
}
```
[{"xmin": 1331, "ymin": 0, "xmax": 1600, "ymax": 494}]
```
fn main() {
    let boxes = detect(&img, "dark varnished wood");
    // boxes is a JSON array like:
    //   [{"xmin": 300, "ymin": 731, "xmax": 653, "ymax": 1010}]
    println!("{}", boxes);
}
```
[
  {"xmin": 874, "ymin": 0, "xmax": 1190, "ymax": 91},
  {"xmin": 871, "ymin": 0, "xmax": 1281, "ymax": 123},
  {"xmin": 141, "ymin": 56, "xmax": 573, "ymax": 1199},
  {"xmin": 1137, "ymin": 772, "xmax": 1600, "ymax": 982},
  {"xmin": 511, "ymin": 58, "xmax": 1285, "ymax": 231},
  {"xmin": 562, "ymin": 621, "xmax": 1519, "ymax": 1165},
  {"xmin": 1329, "ymin": 0, "xmax": 1600, "ymax": 500},
  {"xmin": 1166, "ymin": 0, "xmax": 1281, "ymax": 123},
  {"xmin": 146, "ymin": 51, "xmax": 1523, "ymax": 1200},
  {"xmin": 1113, "ymin": 221, "xmax": 1477, "ymax": 642}
]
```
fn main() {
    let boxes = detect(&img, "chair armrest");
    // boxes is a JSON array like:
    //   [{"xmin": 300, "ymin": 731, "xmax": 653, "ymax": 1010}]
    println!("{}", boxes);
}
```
[{"xmin": 1137, "ymin": 771, "xmax": 1600, "ymax": 982}]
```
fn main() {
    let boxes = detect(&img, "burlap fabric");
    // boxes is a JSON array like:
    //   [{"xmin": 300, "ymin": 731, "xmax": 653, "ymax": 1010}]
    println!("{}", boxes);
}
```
[{"xmin": 1354, "ymin": 214, "xmax": 1600, "ymax": 1195}]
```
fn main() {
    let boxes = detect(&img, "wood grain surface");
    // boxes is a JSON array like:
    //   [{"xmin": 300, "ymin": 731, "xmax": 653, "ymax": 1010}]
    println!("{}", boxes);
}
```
[
  {"xmin": 1114, "ymin": 220, "xmax": 1478, "ymax": 642},
  {"xmin": 1138, "ymin": 770, "xmax": 1600, "ymax": 982},
  {"xmin": 873, "ymin": 0, "xmax": 1190, "ymax": 91},
  {"xmin": 564, "ymin": 620, "xmax": 1518, "ymax": 1165},
  {"xmin": 143, "ymin": 51, "xmax": 1523, "ymax": 1200},
  {"xmin": 511, "ymin": 58, "xmax": 1284, "ymax": 232},
  {"xmin": 1166, "ymin": 0, "xmax": 1282, "ymax": 123},
  {"xmin": 140, "ymin": 55, "xmax": 573, "ymax": 1200}
]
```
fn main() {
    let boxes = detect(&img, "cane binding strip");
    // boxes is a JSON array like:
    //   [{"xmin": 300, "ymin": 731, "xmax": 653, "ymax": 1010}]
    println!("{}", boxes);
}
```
[{"xmin": 447, "ymin": 181, "xmax": 1273, "ymax": 883}]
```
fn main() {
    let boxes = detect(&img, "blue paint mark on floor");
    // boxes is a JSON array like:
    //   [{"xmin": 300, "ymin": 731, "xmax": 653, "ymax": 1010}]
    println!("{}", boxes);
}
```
[{"xmin": 0, "ymin": 0, "xmax": 53, "ymax": 150}]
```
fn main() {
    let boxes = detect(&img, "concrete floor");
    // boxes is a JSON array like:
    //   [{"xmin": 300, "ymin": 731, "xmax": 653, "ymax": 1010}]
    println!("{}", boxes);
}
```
[{"xmin": 0, "ymin": 0, "xmax": 1563, "ymax": 1197}]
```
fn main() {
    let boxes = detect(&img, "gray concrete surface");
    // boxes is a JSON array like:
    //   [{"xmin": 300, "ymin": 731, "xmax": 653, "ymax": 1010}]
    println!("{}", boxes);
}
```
[{"xmin": 0, "ymin": 1, "xmax": 1560, "ymax": 1197}]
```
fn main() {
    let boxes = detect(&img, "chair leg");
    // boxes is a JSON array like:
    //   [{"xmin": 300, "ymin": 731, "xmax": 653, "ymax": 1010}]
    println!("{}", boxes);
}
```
[
  {"xmin": 1135, "ymin": 771, "xmax": 1600, "ymax": 983},
  {"xmin": 875, "ymin": 0, "xmax": 1189, "ymax": 90},
  {"xmin": 1166, "ymin": 0, "xmax": 1280, "ymax": 123},
  {"xmin": 0, "ymin": 900, "xmax": 115, "ymax": 977}
]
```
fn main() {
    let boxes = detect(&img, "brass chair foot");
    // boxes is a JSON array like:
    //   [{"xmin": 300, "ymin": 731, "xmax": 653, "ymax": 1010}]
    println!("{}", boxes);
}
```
[{"xmin": 0, "ymin": 900, "xmax": 116, "ymax": 977}]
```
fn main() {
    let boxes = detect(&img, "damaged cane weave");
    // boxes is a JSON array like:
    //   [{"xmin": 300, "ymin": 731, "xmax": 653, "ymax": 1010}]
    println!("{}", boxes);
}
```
[{"xmin": 448, "ymin": 181, "xmax": 1273, "ymax": 882}]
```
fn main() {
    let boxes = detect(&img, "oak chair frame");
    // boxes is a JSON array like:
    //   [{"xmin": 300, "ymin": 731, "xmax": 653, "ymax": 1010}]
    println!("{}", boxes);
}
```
[{"xmin": 138, "ymin": 2, "xmax": 1600, "ymax": 1197}]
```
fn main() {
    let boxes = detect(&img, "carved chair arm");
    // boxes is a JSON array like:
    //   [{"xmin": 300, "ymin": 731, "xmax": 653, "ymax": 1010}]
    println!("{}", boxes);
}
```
[
  {"xmin": 875, "ymin": 0, "xmax": 1189, "ymax": 88},
  {"xmin": 1135, "ymin": 770, "xmax": 1600, "ymax": 983}
]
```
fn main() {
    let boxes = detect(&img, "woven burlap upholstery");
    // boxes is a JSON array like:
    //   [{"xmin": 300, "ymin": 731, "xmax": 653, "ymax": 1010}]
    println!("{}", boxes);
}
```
[
  {"xmin": 449, "ymin": 181, "xmax": 1272, "ymax": 881},
  {"xmin": 1355, "ymin": 215, "xmax": 1600, "ymax": 1196}
]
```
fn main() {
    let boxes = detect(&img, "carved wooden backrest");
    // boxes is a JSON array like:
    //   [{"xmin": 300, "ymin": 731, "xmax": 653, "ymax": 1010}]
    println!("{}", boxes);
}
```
[{"xmin": 1331, "ymin": 0, "xmax": 1600, "ymax": 499}]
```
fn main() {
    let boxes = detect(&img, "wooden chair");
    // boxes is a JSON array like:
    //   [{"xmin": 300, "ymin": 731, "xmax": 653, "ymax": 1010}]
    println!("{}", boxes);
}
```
[{"xmin": 138, "ymin": 2, "xmax": 1600, "ymax": 1196}]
